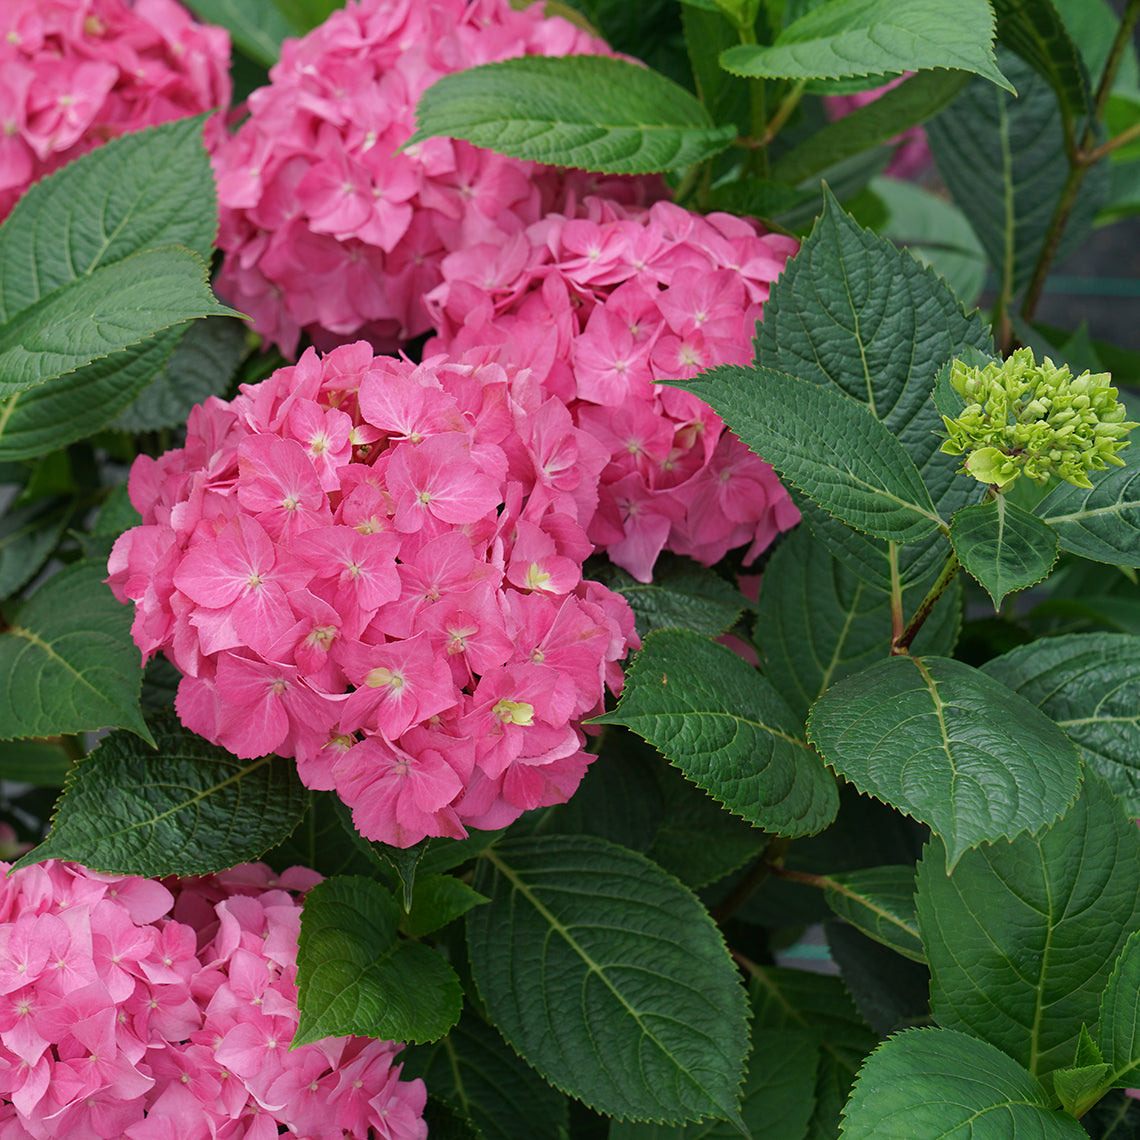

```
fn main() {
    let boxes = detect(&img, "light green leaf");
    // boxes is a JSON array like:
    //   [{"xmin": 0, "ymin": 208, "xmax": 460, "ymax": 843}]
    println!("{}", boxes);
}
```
[
  {"xmin": 269, "ymin": 0, "xmax": 342, "ymax": 35},
  {"xmin": 182, "ymin": 0, "xmax": 292, "ymax": 66},
  {"xmin": 10, "ymin": 711, "xmax": 309, "ymax": 875},
  {"xmin": 410, "ymin": 55, "xmax": 736, "ymax": 174},
  {"xmin": 594, "ymin": 629, "xmax": 839, "ymax": 838},
  {"xmin": 807, "ymin": 654, "xmax": 1083, "ymax": 868},
  {"xmin": 400, "ymin": 874, "xmax": 487, "ymax": 940},
  {"xmin": 1034, "ymin": 439, "xmax": 1140, "ymax": 566},
  {"xmin": 720, "ymin": 0, "xmax": 1011, "ymax": 90},
  {"xmin": 756, "ymin": 525, "xmax": 961, "ymax": 723},
  {"xmin": 295, "ymin": 875, "xmax": 462, "ymax": 1047},
  {"xmin": 992, "ymin": 0, "xmax": 1090, "ymax": 118},
  {"xmin": 1099, "ymin": 930, "xmax": 1140, "ymax": 1088},
  {"xmin": 1053, "ymin": 1062, "xmax": 1113, "ymax": 1118},
  {"xmin": 671, "ymin": 365, "xmax": 942, "ymax": 544},
  {"xmin": 0, "ymin": 560, "xmax": 151, "ymax": 743},
  {"xmin": 403, "ymin": 1011, "xmax": 570, "ymax": 1140},
  {"xmin": 824, "ymin": 866, "xmax": 924, "ymax": 963},
  {"xmin": 949, "ymin": 495, "xmax": 1059, "ymax": 609},
  {"xmin": 916, "ymin": 772, "xmax": 1140, "ymax": 1081},
  {"xmin": 467, "ymin": 836, "xmax": 751, "ymax": 1126},
  {"xmin": 1052, "ymin": 0, "xmax": 1140, "ymax": 96},
  {"xmin": 0, "ymin": 495, "xmax": 72, "ymax": 600},
  {"xmin": 982, "ymin": 633, "xmax": 1140, "ymax": 820},
  {"xmin": 595, "ymin": 559, "xmax": 744, "ymax": 636},
  {"xmin": 840, "ymin": 1028, "xmax": 1087, "ymax": 1139},
  {"xmin": 927, "ymin": 49, "xmax": 1110, "ymax": 298}
]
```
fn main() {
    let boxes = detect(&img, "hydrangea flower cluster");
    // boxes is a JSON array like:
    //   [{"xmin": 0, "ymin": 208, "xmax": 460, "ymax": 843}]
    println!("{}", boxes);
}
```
[
  {"xmin": 940, "ymin": 348, "xmax": 1138, "ymax": 488},
  {"xmin": 824, "ymin": 75, "xmax": 931, "ymax": 180},
  {"xmin": 210, "ymin": 0, "xmax": 658, "ymax": 358},
  {"xmin": 0, "ymin": 0, "xmax": 231, "ymax": 221},
  {"xmin": 425, "ymin": 195, "xmax": 803, "ymax": 581},
  {"xmin": 0, "ymin": 858, "xmax": 426, "ymax": 1140},
  {"xmin": 108, "ymin": 342, "xmax": 637, "ymax": 846}
]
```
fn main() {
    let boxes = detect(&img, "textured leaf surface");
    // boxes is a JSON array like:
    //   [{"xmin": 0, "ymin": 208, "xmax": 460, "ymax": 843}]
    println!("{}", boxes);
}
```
[
  {"xmin": 807, "ymin": 654, "xmax": 1083, "ymax": 867},
  {"xmin": 673, "ymin": 365, "xmax": 941, "ymax": 543},
  {"xmin": 841, "ymin": 1027, "xmax": 1086, "ymax": 1139},
  {"xmin": 0, "ymin": 560, "xmax": 150, "ymax": 742},
  {"xmin": 11, "ymin": 711, "xmax": 308, "ymax": 875},
  {"xmin": 1034, "ymin": 441, "xmax": 1140, "ymax": 566},
  {"xmin": 403, "ymin": 1011, "xmax": 569, "ymax": 1140},
  {"xmin": 467, "ymin": 836, "xmax": 750, "ymax": 1125},
  {"xmin": 756, "ymin": 525, "xmax": 960, "ymax": 722},
  {"xmin": 949, "ymin": 496, "xmax": 1059, "ymax": 608},
  {"xmin": 1099, "ymin": 930, "xmax": 1140, "ymax": 1088},
  {"xmin": 0, "ymin": 495, "xmax": 72, "ymax": 599},
  {"xmin": 597, "ymin": 560, "xmax": 744, "ymax": 637},
  {"xmin": 916, "ymin": 773, "xmax": 1140, "ymax": 1080},
  {"xmin": 719, "ymin": 0, "xmax": 1010, "ymax": 89},
  {"xmin": 824, "ymin": 866, "xmax": 923, "ymax": 963},
  {"xmin": 753, "ymin": 191, "xmax": 992, "ymax": 588},
  {"xmin": 927, "ymin": 50, "xmax": 1110, "ymax": 297},
  {"xmin": 595, "ymin": 629, "xmax": 839, "ymax": 837},
  {"xmin": 992, "ymin": 0, "xmax": 1090, "ymax": 118},
  {"xmin": 295, "ymin": 875, "xmax": 462, "ymax": 1047},
  {"xmin": 410, "ymin": 56, "xmax": 736, "ymax": 174},
  {"xmin": 982, "ymin": 633, "xmax": 1140, "ymax": 817}
]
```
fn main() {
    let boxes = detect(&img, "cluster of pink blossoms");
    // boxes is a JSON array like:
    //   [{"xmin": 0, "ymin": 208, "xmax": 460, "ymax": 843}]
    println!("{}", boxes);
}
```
[
  {"xmin": 0, "ymin": 859, "xmax": 426, "ymax": 1140},
  {"xmin": 0, "ymin": 0, "xmax": 231, "ymax": 221},
  {"xmin": 108, "ymin": 343, "xmax": 637, "ymax": 847},
  {"xmin": 209, "ymin": 0, "xmax": 660, "ymax": 358},
  {"xmin": 425, "ymin": 195, "xmax": 803, "ymax": 581}
]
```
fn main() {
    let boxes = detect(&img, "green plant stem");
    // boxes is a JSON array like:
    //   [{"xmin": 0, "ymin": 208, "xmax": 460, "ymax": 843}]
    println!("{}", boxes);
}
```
[
  {"xmin": 673, "ymin": 162, "xmax": 704, "ymax": 208},
  {"xmin": 1089, "ymin": 0, "xmax": 1140, "ymax": 128},
  {"xmin": 762, "ymin": 78, "xmax": 806, "ymax": 145},
  {"xmin": 1087, "ymin": 119, "xmax": 1140, "ymax": 164},
  {"xmin": 710, "ymin": 835, "xmax": 791, "ymax": 924},
  {"xmin": 888, "ymin": 541, "xmax": 904, "ymax": 647},
  {"xmin": 893, "ymin": 550, "xmax": 960, "ymax": 654}
]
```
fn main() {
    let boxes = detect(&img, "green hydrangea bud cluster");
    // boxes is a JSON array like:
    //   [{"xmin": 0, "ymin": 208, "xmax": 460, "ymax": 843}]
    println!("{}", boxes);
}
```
[{"xmin": 939, "ymin": 347, "xmax": 1137, "ymax": 489}]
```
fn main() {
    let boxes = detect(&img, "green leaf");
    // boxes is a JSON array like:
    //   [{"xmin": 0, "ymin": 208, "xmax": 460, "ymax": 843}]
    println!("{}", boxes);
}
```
[
  {"xmin": 992, "ymin": 0, "xmax": 1090, "ymax": 118},
  {"xmin": 982, "ymin": 633, "xmax": 1140, "ymax": 817},
  {"xmin": 295, "ymin": 875, "xmax": 462, "ymax": 1047},
  {"xmin": 403, "ymin": 1011, "xmax": 570, "ymax": 1140},
  {"xmin": 400, "ymin": 874, "xmax": 488, "ymax": 939},
  {"xmin": 807, "ymin": 654, "xmax": 1083, "ymax": 868},
  {"xmin": 0, "ymin": 739, "xmax": 72, "ymax": 786},
  {"xmin": 269, "ymin": 0, "xmax": 342, "ymax": 35},
  {"xmin": 593, "ymin": 559, "xmax": 744, "ymax": 636},
  {"xmin": 769, "ymin": 69, "xmax": 971, "ymax": 186},
  {"xmin": 671, "ymin": 364, "xmax": 942, "ymax": 543},
  {"xmin": 720, "ymin": 0, "xmax": 1011, "ymax": 90},
  {"xmin": 409, "ymin": 56, "xmax": 736, "ymax": 174},
  {"xmin": 1099, "ymin": 929, "xmax": 1140, "ymax": 1087},
  {"xmin": 840, "ymin": 1028, "xmax": 1087, "ymax": 1140},
  {"xmin": 0, "ymin": 495, "xmax": 72, "ymax": 599},
  {"xmin": 752, "ymin": 189, "xmax": 992, "ymax": 589},
  {"xmin": 682, "ymin": 4, "xmax": 752, "ymax": 139},
  {"xmin": 916, "ymin": 772, "xmax": 1140, "ymax": 1080},
  {"xmin": 0, "ymin": 560, "xmax": 151, "ymax": 743},
  {"xmin": 11, "ymin": 710, "xmax": 308, "ymax": 875},
  {"xmin": 1034, "ymin": 440, "xmax": 1140, "ymax": 566},
  {"xmin": 182, "ymin": 0, "xmax": 292, "ymax": 66},
  {"xmin": 1082, "ymin": 1089, "xmax": 1140, "ymax": 1138},
  {"xmin": 261, "ymin": 789, "xmax": 387, "ymax": 881},
  {"xmin": 467, "ymin": 836, "xmax": 751, "ymax": 1126},
  {"xmin": 949, "ymin": 495, "xmax": 1059, "ymax": 609},
  {"xmin": 823, "ymin": 866, "xmax": 924, "ymax": 963},
  {"xmin": 594, "ymin": 629, "xmax": 839, "ymax": 837},
  {"xmin": 113, "ymin": 316, "xmax": 247, "ymax": 432},
  {"xmin": 755, "ymin": 525, "xmax": 961, "ymax": 723},
  {"xmin": 1052, "ymin": 0, "xmax": 1140, "ymax": 96},
  {"xmin": 825, "ymin": 923, "xmax": 930, "ymax": 1037},
  {"xmin": 1053, "ymin": 1062, "xmax": 1113, "ymax": 1118},
  {"xmin": 704, "ymin": 178, "xmax": 817, "ymax": 221},
  {"xmin": 927, "ymin": 50, "xmax": 1110, "ymax": 298}
]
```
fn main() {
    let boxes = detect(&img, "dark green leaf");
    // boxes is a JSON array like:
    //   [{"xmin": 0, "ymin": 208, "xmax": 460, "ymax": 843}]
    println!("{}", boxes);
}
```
[
  {"xmin": 410, "ymin": 56, "xmax": 736, "ymax": 174},
  {"xmin": 261, "ymin": 789, "xmax": 384, "ymax": 880},
  {"xmin": 841, "ymin": 1028, "xmax": 1086, "ymax": 1139},
  {"xmin": 182, "ymin": 0, "xmax": 292, "ymax": 66},
  {"xmin": 1082, "ymin": 1089, "xmax": 1140, "ymax": 1139},
  {"xmin": 916, "ymin": 773, "xmax": 1140, "ymax": 1080},
  {"xmin": 11, "ymin": 711, "xmax": 308, "ymax": 875},
  {"xmin": 467, "ymin": 836, "xmax": 751, "ymax": 1126},
  {"xmin": 824, "ymin": 866, "xmax": 923, "ymax": 963},
  {"xmin": 1052, "ymin": 0, "xmax": 1140, "ymax": 95},
  {"xmin": 1100, "ymin": 928, "xmax": 1140, "ymax": 1087},
  {"xmin": 0, "ymin": 739, "xmax": 72, "ymax": 786},
  {"xmin": 720, "ymin": 0, "xmax": 1011, "ymax": 90},
  {"xmin": 422, "ymin": 1097, "xmax": 482, "ymax": 1140},
  {"xmin": 982, "ymin": 633, "xmax": 1140, "ymax": 817},
  {"xmin": 400, "ymin": 874, "xmax": 487, "ymax": 939},
  {"xmin": 704, "ymin": 178, "xmax": 817, "ymax": 221},
  {"xmin": 595, "ymin": 629, "xmax": 839, "ymax": 837},
  {"xmin": 0, "ymin": 495, "xmax": 72, "ymax": 599},
  {"xmin": 0, "ymin": 560, "xmax": 151, "ymax": 743},
  {"xmin": 807, "ymin": 654, "xmax": 1083, "ymax": 868},
  {"xmin": 269, "ymin": 0, "xmax": 341, "ymax": 35},
  {"xmin": 992, "ymin": 0, "xmax": 1090, "ymax": 117},
  {"xmin": 594, "ymin": 559, "xmax": 744, "ymax": 636},
  {"xmin": 682, "ymin": 4, "xmax": 751, "ymax": 138},
  {"xmin": 825, "ymin": 923, "xmax": 930, "ymax": 1036},
  {"xmin": 403, "ymin": 1011, "xmax": 570, "ymax": 1140},
  {"xmin": 949, "ymin": 495, "xmax": 1059, "ymax": 608},
  {"xmin": 295, "ymin": 875, "xmax": 462, "ymax": 1047}
]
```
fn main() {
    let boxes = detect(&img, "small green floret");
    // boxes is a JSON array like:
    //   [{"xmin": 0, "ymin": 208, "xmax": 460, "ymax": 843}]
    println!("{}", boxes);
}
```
[{"xmin": 940, "ymin": 348, "xmax": 1137, "ymax": 489}]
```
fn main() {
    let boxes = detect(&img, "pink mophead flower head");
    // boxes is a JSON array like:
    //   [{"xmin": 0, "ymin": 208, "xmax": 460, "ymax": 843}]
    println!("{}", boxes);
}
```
[
  {"xmin": 0, "ymin": 858, "xmax": 427, "ymax": 1139},
  {"xmin": 108, "ymin": 343, "xmax": 639, "ymax": 848},
  {"xmin": 0, "ymin": 0, "xmax": 231, "ymax": 221},
  {"xmin": 208, "ymin": 0, "xmax": 663, "ymax": 358}
]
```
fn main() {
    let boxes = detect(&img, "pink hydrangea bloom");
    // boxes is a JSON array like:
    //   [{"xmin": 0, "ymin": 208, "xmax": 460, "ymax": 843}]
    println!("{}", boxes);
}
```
[
  {"xmin": 0, "ymin": 0, "xmax": 231, "ymax": 221},
  {"xmin": 209, "ymin": 0, "xmax": 661, "ymax": 358},
  {"xmin": 823, "ymin": 75, "xmax": 931, "ymax": 180},
  {"xmin": 0, "ymin": 858, "xmax": 426, "ymax": 1140},
  {"xmin": 425, "ymin": 196, "xmax": 803, "ymax": 581},
  {"xmin": 109, "ymin": 343, "xmax": 638, "ymax": 846}
]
